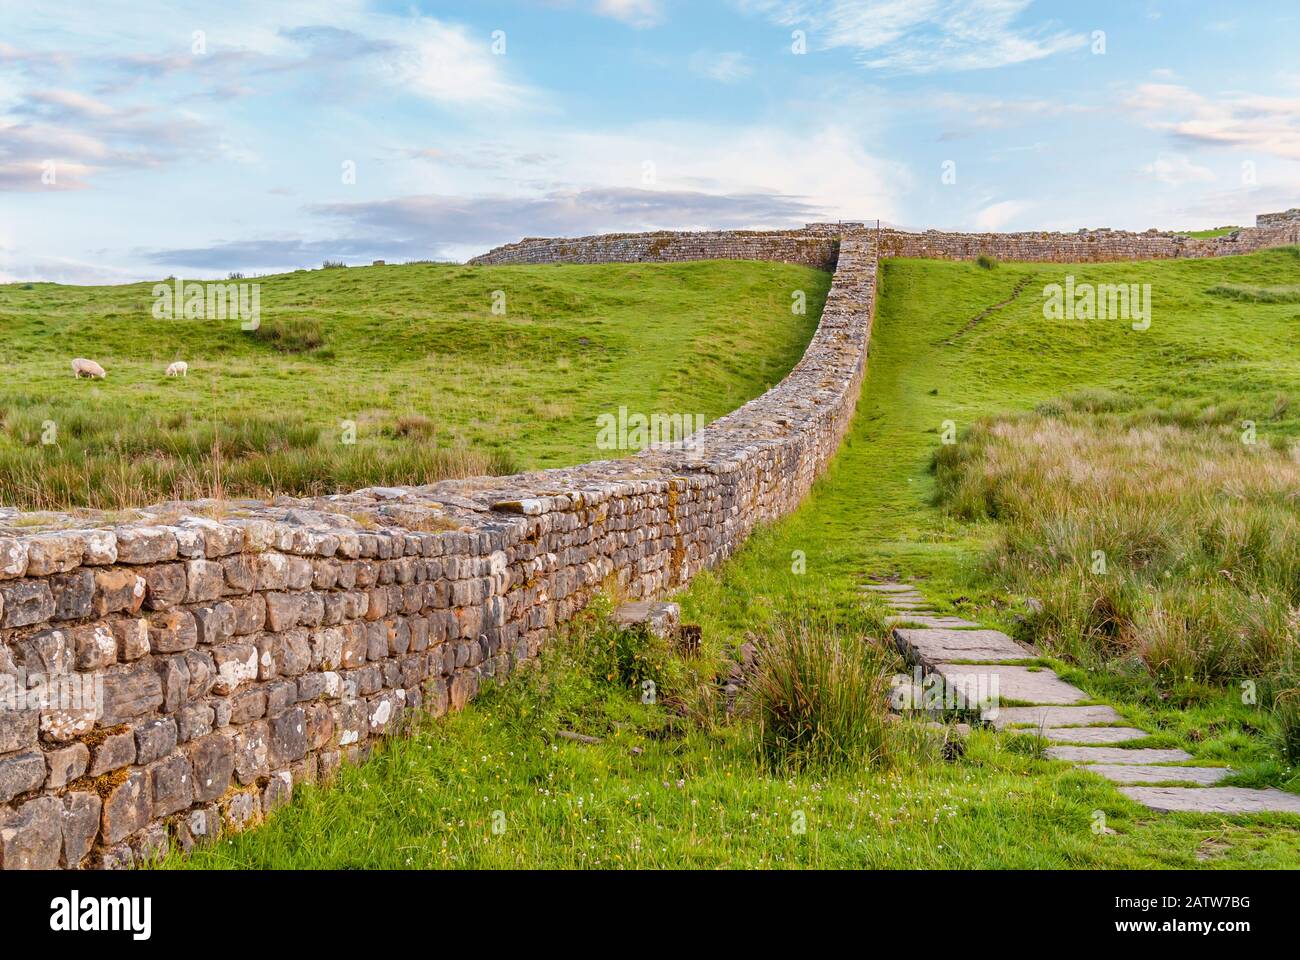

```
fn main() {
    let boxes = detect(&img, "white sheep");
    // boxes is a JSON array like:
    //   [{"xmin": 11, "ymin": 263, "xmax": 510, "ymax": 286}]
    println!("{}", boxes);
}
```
[
  {"xmin": 166, "ymin": 361, "xmax": 188, "ymax": 378},
  {"xmin": 71, "ymin": 358, "xmax": 106, "ymax": 379}
]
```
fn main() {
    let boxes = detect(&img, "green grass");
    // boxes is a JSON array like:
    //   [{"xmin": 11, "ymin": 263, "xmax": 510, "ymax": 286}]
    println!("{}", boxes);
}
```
[
  {"xmin": 1181, "ymin": 226, "xmax": 1241, "ymax": 239},
  {"xmin": 0, "ymin": 260, "xmax": 826, "ymax": 509},
  {"xmin": 168, "ymin": 246, "xmax": 1300, "ymax": 870}
]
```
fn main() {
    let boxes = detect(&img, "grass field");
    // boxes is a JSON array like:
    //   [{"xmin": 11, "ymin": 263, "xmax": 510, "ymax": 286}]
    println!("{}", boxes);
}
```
[
  {"xmin": 0, "ymin": 261, "xmax": 826, "ymax": 510},
  {"xmin": 169, "ymin": 245, "xmax": 1300, "ymax": 870}
]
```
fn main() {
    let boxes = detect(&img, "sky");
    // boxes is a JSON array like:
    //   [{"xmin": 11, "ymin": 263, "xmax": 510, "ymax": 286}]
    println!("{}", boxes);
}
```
[{"xmin": 1, "ymin": 0, "xmax": 1297, "ymax": 283}]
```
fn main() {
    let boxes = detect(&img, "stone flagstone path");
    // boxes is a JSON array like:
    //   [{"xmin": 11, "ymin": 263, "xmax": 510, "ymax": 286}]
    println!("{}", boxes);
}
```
[{"xmin": 864, "ymin": 581, "xmax": 1300, "ymax": 816}]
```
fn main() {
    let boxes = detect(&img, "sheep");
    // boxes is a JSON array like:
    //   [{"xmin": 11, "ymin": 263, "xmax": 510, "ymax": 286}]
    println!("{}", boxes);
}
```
[
  {"xmin": 71, "ymin": 358, "xmax": 106, "ymax": 379},
  {"xmin": 166, "ymin": 361, "xmax": 188, "ymax": 378}
]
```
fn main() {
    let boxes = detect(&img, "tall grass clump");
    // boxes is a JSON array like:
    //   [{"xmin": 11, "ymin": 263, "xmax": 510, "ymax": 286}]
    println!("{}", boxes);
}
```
[
  {"xmin": 746, "ymin": 616, "xmax": 896, "ymax": 772},
  {"xmin": 247, "ymin": 316, "xmax": 326, "ymax": 353},
  {"xmin": 934, "ymin": 395, "xmax": 1300, "ymax": 688}
]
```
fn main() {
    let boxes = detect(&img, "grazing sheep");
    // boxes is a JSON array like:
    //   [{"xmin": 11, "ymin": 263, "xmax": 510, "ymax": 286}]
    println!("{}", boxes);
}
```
[
  {"xmin": 71, "ymin": 358, "xmax": 106, "ymax": 379},
  {"xmin": 166, "ymin": 361, "xmax": 188, "ymax": 378}
]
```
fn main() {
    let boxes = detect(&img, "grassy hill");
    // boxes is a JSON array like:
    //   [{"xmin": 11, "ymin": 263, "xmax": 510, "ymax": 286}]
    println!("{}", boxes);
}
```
[
  {"xmin": 0, "ymin": 260, "xmax": 828, "ymax": 510},
  {"xmin": 174, "ymin": 246, "xmax": 1300, "ymax": 870}
]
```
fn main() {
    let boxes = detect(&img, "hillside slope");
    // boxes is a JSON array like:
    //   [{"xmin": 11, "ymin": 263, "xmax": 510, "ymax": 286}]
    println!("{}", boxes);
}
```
[{"xmin": 0, "ymin": 260, "xmax": 828, "ymax": 510}]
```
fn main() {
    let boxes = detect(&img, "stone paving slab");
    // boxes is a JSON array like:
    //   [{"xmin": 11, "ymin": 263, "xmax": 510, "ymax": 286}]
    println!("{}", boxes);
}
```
[
  {"xmin": 886, "ymin": 614, "xmax": 983, "ymax": 629},
  {"xmin": 1046, "ymin": 746, "xmax": 1192, "ymax": 764},
  {"xmin": 1083, "ymin": 765, "xmax": 1234, "ymax": 786},
  {"xmin": 938, "ymin": 663, "xmax": 1087, "ymax": 706},
  {"xmin": 1120, "ymin": 786, "xmax": 1300, "ymax": 815},
  {"xmin": 984, "ymin": 704, "xmax": 1123, "ymax": 729},
  {"xmin": 861, "ymin": 584, "xmax": 916, "ymax": 593},
  {"xmin": 894, "ymin": 627, "xmax": 1033, "ymax": 666},
  {"xmin": 1033, "ymin": 726, "xmax": 1149, "ymax": 744}
]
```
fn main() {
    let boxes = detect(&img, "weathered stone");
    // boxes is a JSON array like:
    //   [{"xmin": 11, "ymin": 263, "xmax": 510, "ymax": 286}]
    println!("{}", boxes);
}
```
[
  {"xmin": 0, "ymin": 750, "xmax": 46, "ymax": 802},
  {"xmin": 267, "ymin": 706, "xmax": 308, "ymax": 767},
  {"xmin": 93, "ymin": 567, "xmax": 146, "ymax": 616},
  {"xmin": 142, "ymin": 562, "xmax": 187, "ymax": 610},
  {"xmin": 176, "ymin": 702, "xmax": 215, "ymax": 743},
  {"xmin": 938, "ymin": 663, "xmax": 1086, "ymax": 708},
  {"xmin": 1120, "ymin": 786, "xmax": 1300, "ymax": 814},
  {"xmin": 14, "ymin": 626, "xmax": 71, "ymax": 675},
  {"xmin": 192, "ymin": 601, "xmax": 236, "ymax": 645},
  {"xmin": 186, "ymin": 558, "xmax": 226, "ymax": 603},
  {"xmin": 0, "ymin": 537, "xmax": 29, "ymax": 580},
  {"xmin": 98, "ymin": 663, "xmax": 165, "ymax": 726},
  {"xmin": 50, "ymin": 568, "xmax": 95, "ymax": 620},
  {"xmin": 0, "ymin": 580, "xmax": 55, "ymax": 629},
  {"xmin": 24, "ymin": 532, "xmax": 85, "ymax": 576},
  {"xmin": 88, "ymin": 729, "xmax": 137, "ymax": 776},
  {"xmin": 113, "ymin": 526, "xmax": 178, "ymax": 565},
  {"xmin": 149, "ymin": 609, "xmax": 198, "ymax": 653},
  {"xmin": 0, "ymin": 795, "xmax": 62, "ymax": 869},
  {"xmin": 212, "ymin": 643, "xmax": 258, "ymax": 695},
  {"xmin": 45, "ymin": 742, "xmax": 90, "ymax": 788},
  {"xmin": 112, "ymin": 617, "xmax": 151, "ymax": 661},
  {"xmin": 70, "ymin": 621, "xmax": 119, "ymax": 670},
  {"xmin": 101, "ymin": 769, "xmax": 151, "ymax": 844},
  {"xmin": 985, "ymin": 704, "xmax": 1124, "ymax": 729},
  {"xmin": 230, "ymin": 687, "xmax": 268, "ymax": 724},
  {"xmin": 0, "ymin": 708, "xmax": 39, "ymax": 754},
  {"xmin": 229, "ymin": 594, "xmax": 266, "ymax": 634},
  {"xmin": 1032, "ymin": 726, "xmax": 1150, "ymax": 744},
  {"xmin": 1082, "ymin": 764, "xmax": 1234, "ymax": 786},
  {"xmin": 61, "ymin": 791, "xmax": 102, "ymax": 866},
  {"xmin": 1046, "ymin": 746, "xmax": 1193, "ymax": 764},
  {"xmin": 186, "ymin": 732, "xmax": 234, "ymax": 802},
  {"xmin": 265, "ymin": 591, "xmax": 306, "ymax": 632},
  {"xmin": 262, "ymin": 769, "xmax": 293, "ymax": 813},
  {"xmin": 150, "ymin": 752, "xmax": 194, "ymax": 816},
  {"xmin": 232, "ymin": 721, "xmax": 270, "ymax": 784},
  {"xmin": 153, "ymin": 654, "xmax": 190, "ymax": 713},
  {"xmin": 134, "ymin": 717, "xmax": 179, "ymax": 765}
]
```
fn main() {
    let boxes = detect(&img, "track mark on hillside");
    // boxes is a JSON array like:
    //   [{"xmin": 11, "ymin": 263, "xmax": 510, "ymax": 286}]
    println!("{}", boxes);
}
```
[{"xmin": 940, "ymin": 275, "xmax": 1033, "ymax": 346}]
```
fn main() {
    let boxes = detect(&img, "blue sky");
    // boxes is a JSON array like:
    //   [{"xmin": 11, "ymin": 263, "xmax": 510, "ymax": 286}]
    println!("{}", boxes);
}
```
[{"xmin": 2, "ymin": 0, "xmax": 1297, "ymax": 282}]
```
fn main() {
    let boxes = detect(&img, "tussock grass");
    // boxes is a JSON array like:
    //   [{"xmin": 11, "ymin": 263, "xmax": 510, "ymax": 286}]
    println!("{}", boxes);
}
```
[
  {"xmin": 747, "ymin": 616, "xmax": 897, "ymax": 772},
  {"xmin": 935, "ymin": 399, "xmax": 1300, "ymax": 687}
]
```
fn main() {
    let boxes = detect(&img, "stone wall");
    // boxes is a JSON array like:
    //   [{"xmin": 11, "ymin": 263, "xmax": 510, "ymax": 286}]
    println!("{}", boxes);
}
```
[
  {"xmin": 1257, "ymin": 208, "xmax": 1300, "ymax": 228},
  {"xmin": 468, "ymin": 227, "xmax": 841, "ymax": 269},
  {"xmin": 0, "ymin": 232, "xmax": 877, "ymax": 870},
  {"xmin": 878, "ymin": 222, "xmax": 1300, "ymax": 262}
]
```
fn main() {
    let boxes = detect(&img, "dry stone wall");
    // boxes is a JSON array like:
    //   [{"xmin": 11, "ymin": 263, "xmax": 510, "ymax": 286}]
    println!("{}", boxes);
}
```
[
  {"xmin": 468, "ymin": 227, "xmax": 843, "ymax": 268},
  {"xmin": 0, "ymin": 231, "xmax": 876, "ymax": 870},
  {"xmin": 879, "ymin": 222, "xmax": 1300, "ymax": 262}
]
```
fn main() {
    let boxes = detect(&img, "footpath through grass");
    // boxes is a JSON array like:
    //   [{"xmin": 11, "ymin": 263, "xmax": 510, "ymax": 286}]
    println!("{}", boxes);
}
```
[
  {"xmin": 0, "ymin": 260, "xmax": 824, "ymax": 510},
  {"xmin": 172, "ymin": 247, "xmax": 1300, "ymax": 870}
]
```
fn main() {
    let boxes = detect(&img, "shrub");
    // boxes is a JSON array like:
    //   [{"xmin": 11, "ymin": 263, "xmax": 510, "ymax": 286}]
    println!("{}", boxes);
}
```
[
  {"xmin": 321, "ymin": 260, "xmax": 347, "ymax": 269},
  {"xmin": 746, "ymin": 616, "xmax": 894, "ymax": 772},
  {"xmin": 248, "ymin": 317, "xmax": 326, "ymax": 353},
  {"xmin": 975, "ymin": 254, "xmax": 999, "ymax": 270}
]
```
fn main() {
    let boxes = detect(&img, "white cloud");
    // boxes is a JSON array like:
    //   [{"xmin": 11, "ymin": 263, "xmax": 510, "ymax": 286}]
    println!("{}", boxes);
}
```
[
  {"xmin": 384, "ymin": 19, "xmax": 533, "ymax": 109},
  {"xmin": 1123, "ymin": 83, "xmax": 1300, "ymax": 161},
  {"xmin": 690, "ymin": 51, "xmax": 753, "ymax": 83},
  {"xmin": 594, "ymin": 0, "xmax": 664, "ymax": 28},
  {"xmin": 974, "ymin": 199, "xmax": 1031, "ymax": 230},
  {"xmin": 1140, "ymin": 153, "xmax": 1215, "ymax": 187},
  {"xmin": 739, "ymin": 0, "xmax": 1086, "ymax": 73}
]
